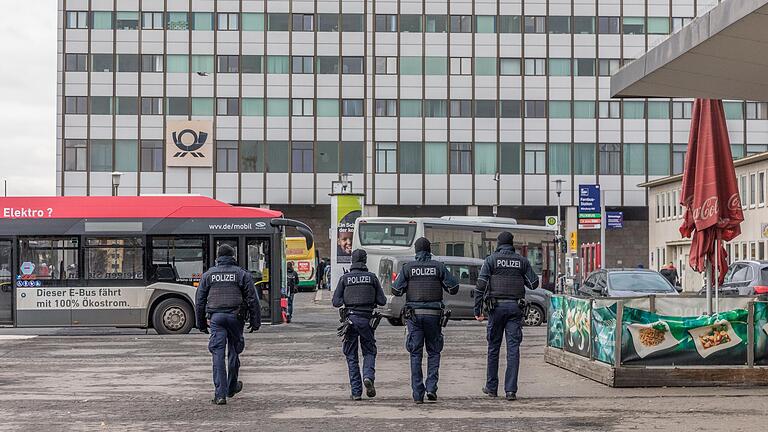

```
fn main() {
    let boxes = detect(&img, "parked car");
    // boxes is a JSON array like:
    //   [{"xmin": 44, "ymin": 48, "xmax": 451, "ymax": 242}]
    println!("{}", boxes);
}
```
[
  {"xmin": 376, "ymin": 255, "xmax": 551, "ymax": 326},
  {"xmin": 578, "ymin": 268, "xmax": 679, "ymax": 297},
  {"xmin": 697, "ymin": 260, "xmax": 768, "ymax": 297}
]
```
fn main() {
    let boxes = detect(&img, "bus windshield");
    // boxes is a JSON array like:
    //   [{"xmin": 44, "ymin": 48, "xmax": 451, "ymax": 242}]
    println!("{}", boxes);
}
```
[{"xmin": 359, "ymin": 223, "xmax": 417, "ymax": 246}]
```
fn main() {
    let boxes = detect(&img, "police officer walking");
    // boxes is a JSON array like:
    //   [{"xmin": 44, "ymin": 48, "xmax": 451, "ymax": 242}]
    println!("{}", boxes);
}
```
[
  {"xmin": 392, "ymin": 238, "xmax": 459, "ymax": 404},
  {"xmin": 196, "ymin": 244, "xmax": 261, "ymax": 405},
  {"xmin": 474, "ymin": 232, "xmax": 539, "ymax": 401},
  {"xmin": 332, "ymin": 249, "xmax": 386, "ymax": 400}
]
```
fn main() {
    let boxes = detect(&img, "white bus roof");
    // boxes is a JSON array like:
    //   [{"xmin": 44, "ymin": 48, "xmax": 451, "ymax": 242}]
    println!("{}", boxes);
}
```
[{"xmin": 357, "ymin": 216, "xmax": 557, "ymax": 233}]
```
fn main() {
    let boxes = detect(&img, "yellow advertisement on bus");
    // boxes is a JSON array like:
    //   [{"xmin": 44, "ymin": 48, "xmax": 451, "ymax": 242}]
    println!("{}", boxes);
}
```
[{"xmin": 285, "ymin": 237, "xmax": 316, "ymax": 290}]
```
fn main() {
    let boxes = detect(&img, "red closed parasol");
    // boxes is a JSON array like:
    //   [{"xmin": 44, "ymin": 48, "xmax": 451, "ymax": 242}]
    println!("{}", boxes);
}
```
[{"xmin": 679, "ymin": 99, "xmax": 744, "ymax": 287}]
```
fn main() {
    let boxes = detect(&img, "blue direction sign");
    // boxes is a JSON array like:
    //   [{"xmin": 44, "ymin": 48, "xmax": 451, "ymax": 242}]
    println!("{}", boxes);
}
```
[
  {"xmin": 606, "ymin": 211, "xmax": 624, "ymax": 229},
  {"xmin": 578, "ymin": 184, "xmax": 601, "ymax": 214}
]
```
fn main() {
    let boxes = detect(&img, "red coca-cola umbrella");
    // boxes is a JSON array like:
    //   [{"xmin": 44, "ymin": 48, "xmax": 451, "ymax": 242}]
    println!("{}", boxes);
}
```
[{"xmin": 679, "ymin": 99, "xmax": 744, "ymax": 291}]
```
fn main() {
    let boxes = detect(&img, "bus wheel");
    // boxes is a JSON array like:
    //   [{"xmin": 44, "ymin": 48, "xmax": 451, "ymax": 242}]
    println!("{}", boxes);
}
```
[{"xmin": 153, "ymin": 298, "xmax": 194, "ymax": 335}]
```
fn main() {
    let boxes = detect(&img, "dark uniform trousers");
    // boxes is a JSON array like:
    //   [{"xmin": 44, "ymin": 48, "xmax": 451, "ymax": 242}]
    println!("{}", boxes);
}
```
[
  {"xmin": 209, "ymin": 312, "xmax": 245, "ymax": 399},
  {"xmin": 343, "ymin": 314, "xmax": 377, "ymax": 396},
  {"xmin": 406, "ymin": 313, "xmax": 444, "ymax": 400},
  {"xmin": 486, "ymin": 301, "xmax": 523, "ymax": 394}
]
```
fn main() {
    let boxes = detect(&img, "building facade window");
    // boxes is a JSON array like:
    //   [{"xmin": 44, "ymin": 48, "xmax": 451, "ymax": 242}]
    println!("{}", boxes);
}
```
[
  {"xmin": 64, "ymin": 140, "xmax": 87, "ymax": 171},
  {"xmin": 217, "ymin": 55, "xmax": 239, "ymax": 73},
  {"xmin": 450, "ymin": 100, "xmax": 472, "ymax": 118},
  {"xmin": 548, "ymin": 16, "xmax": 570, "ymax": 33},
  {"xmin": 450, "ymin": 143, "xmax": 472, "ymax": 174},
  {"xmin": 499, "ymin": 16, "xmax": 521, "ymax": 33},
  {"xmin": 65, "ymin": 96, "xmax": 88, "ymax": 114},
  {"xmin": 598, "ymin": 16, "xmax": 620, "ymax": 34},
  {"xmin": 525, "ymin": 101, "xmax": 547, "ymax": 118},
  {"xmin": 342, "ymin": 56, "xmax": 364, "ymax": 74},
  {"xmin": 524, "ymin": 58, "xmax": 546, "ymax": 76},
  {"xmin": 599, "ymin": 144, "xmax": 621, "ymax": 175},
  {"xmin": 268, "ymin": 13, "xmax": 289, "ymax": 31},
  {"xmin": 400, "ymin": 14, "xmax": 422, "ymax": 32},
  {"xmin": 218, "ymin": 13, "xmax": 239, "ymax": 30},
  {"xmin": 140, "ymin": 140, "xmax": 163, "ymax": 172},
  {"xmin": 317, "ymin": 14, "xmax": 339, "ymax": 32},
  {"xmin": 67, "ymin": 11, "xmax": 89, "ymax": 29},
  {"xmin": 292, "ymin": 99, "xmax": 314, "ymax": 116},
  {"xmin": 116, "ymin": 12, "xmax": 139, "ymax": 30},
  {"xmin": 524, "ymin": 16, "xmax": 546, "ymax": 33},
  {"xmin": 141, "ymin": 97, "xmax": 163, "ymax": 115},
  {"xmin": 341, "ymin": 99, "xmax": 364, "ymax": 117},
  {"xmin": 450, "ymin": 15, "xmax": 473, "ymax": 33},
  {"xmin": 65, "ymin": 53, "xmax": 88, "ymax": 72},
  {"xmin": 375, "ymin": 143, "xmax": 397, "ymax": 173},
  {"xmin": 426, "ymin": 15, "xmax": 448, "ymax": 32},
  {"xmin": 375, "ymin": 15, "xmax": 397, "ymax": 32},
  {"xmin": 141, "ymin": 54, "xmax": 163, "ymax": 72},
  {"xmin": 291, "ymin": 142, "xmax": 313, "ymax": 173},
  {"xmin": 524, "ymin": 144, "xmax": 546, "ymax": 174},
  {"xmin": 292, "ymin": 13, "xmax": 314, "ymax": 31},
  {"xmin": 217, "ymin": 98, "xmax": 240, "ymax": 116},
  {"xmin": 142, "ymin": 12, "xmax": 164, "ymax": 29},
  {"xmin": 450, "ymin": 57, "xmax": 472, "ymax": 75}
]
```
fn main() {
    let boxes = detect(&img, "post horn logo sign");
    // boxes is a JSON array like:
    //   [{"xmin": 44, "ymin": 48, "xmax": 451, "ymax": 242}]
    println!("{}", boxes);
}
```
[{"xmin": 166, "ymin": 120, "xmax": 213, "ymax": 167}]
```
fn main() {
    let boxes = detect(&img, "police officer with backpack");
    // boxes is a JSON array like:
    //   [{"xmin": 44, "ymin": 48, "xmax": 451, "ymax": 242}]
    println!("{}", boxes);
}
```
[
  {"xmin": 332, "ymin": 249, "xmax": 387, "ymax": 400},
  {"xmin": 392, "ymin": 237, "xmax": 459, "ymax": 404},
  {"xmin": 474, "ymin": 231, "xmax": 539, "ymax": 401},
  {"xmin": 196, "ymin": 244, "xmax": 261, "ymax": 405}
]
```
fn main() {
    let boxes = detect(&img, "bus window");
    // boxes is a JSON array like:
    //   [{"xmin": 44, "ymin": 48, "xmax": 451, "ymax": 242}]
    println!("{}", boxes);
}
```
[
  {"xmin": 445, "ymin": 264, "xmax": 476, "ymax": 284},
  {"xmin": 247, "ymin": 238, "xmax": 271, "ymax": 318},
  {"xmin": 215, "ymin": 238, "xmax": 238, "ymax": 261},
  {"xmin": 18, "ymin": 237, "xmax": 79, "ymax": 285},
  {"xmin": 0, "ymin": 240, "xmax": 12, "ymax": 324},
  {"xmin": 425, "ymin": 227, "xmax": 483, "ymax": 258},
  {"xmin": 85, "ymin": 237, "xmax": 144, "ymax": 280},
  {"xmin": 359, "ymin": 223, "xmax": 417, "ymax": 246},
  {"xmin": 377, "ymin": 259, "xmax": 394, "ymax": 295},
  {"xmin": 151, "ymin": 237, "xmax": 206, "ymax": 284}
]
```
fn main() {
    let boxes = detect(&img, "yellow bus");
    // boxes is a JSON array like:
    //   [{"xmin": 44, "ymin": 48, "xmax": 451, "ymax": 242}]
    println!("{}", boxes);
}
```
[{"xmin": 285, "ymin": 237, "xmax": 316, "ymax": 290}]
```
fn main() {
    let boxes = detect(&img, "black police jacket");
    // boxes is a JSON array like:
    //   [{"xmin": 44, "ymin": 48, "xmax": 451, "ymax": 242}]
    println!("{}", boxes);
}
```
[{"xmin": 195, "ymin": 256, "xmax": 261, "ymax": 328}]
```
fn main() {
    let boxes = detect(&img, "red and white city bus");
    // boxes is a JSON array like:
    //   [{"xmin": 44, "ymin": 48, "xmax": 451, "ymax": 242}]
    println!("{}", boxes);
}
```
[{"xmin": 0, "ymin": 196, "xmax": 313, "ymax": 333}]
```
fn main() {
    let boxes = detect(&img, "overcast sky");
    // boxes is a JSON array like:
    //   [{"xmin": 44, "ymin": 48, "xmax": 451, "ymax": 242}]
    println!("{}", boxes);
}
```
[{"xmin": 0, "ymin": 1, "xmax": 57, "ymax": 196}]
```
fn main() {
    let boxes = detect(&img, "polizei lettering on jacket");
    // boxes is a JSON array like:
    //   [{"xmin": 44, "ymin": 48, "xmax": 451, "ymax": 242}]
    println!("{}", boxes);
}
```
[
  {"xmin": 211, "ymin": 273, "xmax": 237, "ymax": 282},
  {"xmin": 411, "ymin": 267, "xmax": 437, "ymax": 276},
  {"xmin": 347, "ymin": 275, "xmax": 372, "ymax": 284},
  {"xmin": 496, "ymin": 259, "xmax": 522, "ymax": 268}
]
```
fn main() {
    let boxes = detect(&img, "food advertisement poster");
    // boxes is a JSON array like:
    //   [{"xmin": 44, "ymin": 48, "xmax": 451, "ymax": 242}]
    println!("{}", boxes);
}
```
[
  {"xmin": 754, "ymin": 302, "xmax": 768, "ymax": 365},
  {"xmin": 591, "ymin": 300, "xmax": 617, "ymax": 365},
  {"xmin": 621, "ymin": 307, "xmax": 749, "ymax": 366},
  {"xmin": 547, "ymin": 296, "xmax": 564, "ymax": 349},
  {"xmin": 563, "ymin": 297, "xmax": 591, "ymax": 357}
]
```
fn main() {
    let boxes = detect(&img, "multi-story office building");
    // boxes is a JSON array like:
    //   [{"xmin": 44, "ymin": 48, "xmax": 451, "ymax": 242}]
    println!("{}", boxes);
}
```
[{"xmin": 57, "ymin": 0, "xmax": 768, "ymax": 259}]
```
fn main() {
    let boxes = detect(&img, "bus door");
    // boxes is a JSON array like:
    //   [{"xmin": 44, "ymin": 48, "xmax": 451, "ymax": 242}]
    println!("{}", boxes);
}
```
[
  {"xmin": 246, "ymin": 238, "xmax": 271, "ymax": 321},
  {"xmin": 213, "ymin": 238, "xmax": 240, "ymax": 264},
  {"xmin": 0, "ymin": 239, "xmax": 12, "ymax": 325}
]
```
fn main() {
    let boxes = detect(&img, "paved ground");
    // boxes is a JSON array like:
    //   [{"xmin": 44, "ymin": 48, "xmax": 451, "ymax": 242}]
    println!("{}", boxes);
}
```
[{"xmin": 1, "ymin": 292, "xmax": 767, "ymax": 431}]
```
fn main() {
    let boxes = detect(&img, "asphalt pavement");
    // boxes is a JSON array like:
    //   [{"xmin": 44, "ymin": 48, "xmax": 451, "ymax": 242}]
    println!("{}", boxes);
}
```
[{"xmin": 1, "ymin": 292, "xmax": 767, "ymax": 431}]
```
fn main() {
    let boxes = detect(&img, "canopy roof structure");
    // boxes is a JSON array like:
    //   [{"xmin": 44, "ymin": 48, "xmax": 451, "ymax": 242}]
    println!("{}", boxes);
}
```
[{"xmin": 611, "ymin": 0, "xmax": 768, "ymax": 100}]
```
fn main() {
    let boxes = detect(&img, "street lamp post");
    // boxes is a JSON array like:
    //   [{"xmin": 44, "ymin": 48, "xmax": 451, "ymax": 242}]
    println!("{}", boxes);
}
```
[
  {"xmin": 553, "ymin": 179, "xmax": 565, "ymax": 281},
  {"xmin": 111, "ymin": 171, "xmax": 122, "ymax": 196}
]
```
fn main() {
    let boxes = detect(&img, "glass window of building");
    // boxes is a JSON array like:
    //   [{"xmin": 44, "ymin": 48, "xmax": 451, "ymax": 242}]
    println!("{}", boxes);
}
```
[
  {"xmin": 90, "ymin": 96, "xmax": 113, "ymax": 115},
  {"xmin": 317, "ymin": 99, "xmax": 339, "ymax": 117},
  {"xmin": 217, "ymin": 55, "xmax": 239, "ymax": 73},
  {"xmin": 748, "ymin": 144, "xmax": 768, "ymax": 156},
  {"xmin": 450, "ymin": 57, "xmax": 472, "ymax": 75},
  {"xmin": 524, "ymin": 58, "xmax": 546, "ymax": 76},
  {"xmin": 342, "ymin": 56, "xmax": 364, "ymax": 74},
  {"xmin": 500, "ymin": 58, "xmax": 521, "ymax": 75},
  {"xmin": 341, "ymin": 141, "xmax": 365, "ymax": 173},
  {"xmin": 400, "ymin": 100, "xmax": 422, "ymax": 117},
  {"xmin": 450, "ymin": 143, "xmax": 472, "ymax": 174},
  {"xmin": 475, "ymin": 100, "xmax": 496, "ymax": 118},
  {"xmin": 622, "ymin": 17, "xmax": 645, "ymax": 34},
  {"xmin": 91, "ymin": 11, "xmax": 112, "ymax": 29},
  {"xmin": 598, "ymin": 16, "xmax": 620, "ymax": 34},
  {"xmin": 191, "ymin": 97, "xmax": 214, "ymax": 116},
  {"xmin": 426, "ymin": 15, "xmax": 448, "ymax": 32},
  {"xmin": 499, "ymin": 143, "xmax": 521, "ymax": 174},
  {"xmin": 90, "ymin": 139, "xmax": 113, "ymax": 172},
  {"xmin": 647, "ymin": 17, "xmax": 670, "ymax": 34},
  {"xmin": 573, "ymin": 16, "xmax": 595, "ymax": 34},
  {"xmin": 574, "ymin": 58, "xmax": 595, "ymax": 76},
  {"xmin": 291, "ymin": 99, "xmax": 313, "ymax": 116},
  {"xmin": 475, "ymin": 58, "xmax": 496, "ymax": 76},
  {"xmin": 65, "ymin": 54, "xmax": 88, "ymax": 72},
  {"xmin": 599, "ymin": 144, "xmax": 621, "ymax": 175},
  {"xmin": 268, "ymin": 13, "xmax": 290, "ymax": 31},
  {"xmin": 317, "ymin": 14, "xmax": 339, "ymax": 31},
  {"xmin": 500, "ymin": 100, "xmax": 522, "ymax": 118},
  {"xmin": 475, "ymin": 15, "xmax": 496, "ymax": 33},
  {"xmin": 724, "ymin": 102, "xmax": 744, "ymax": 120},
  {"xmin": 549, "ymin": 101, "xmax": 571, "ymax": 118},
  {"xmin": 598, "ymin": 59, "xmax": 620, "ymax": 76},
  {"xmin": 141, "ymin": 97, "xmax": 163, "ymax": 115},
  {"xmin": 192, "ymin": 12, "xmax": 214, "ymax": 30},
  {"xmin": 92, "ymin": 54, "xmax": 113, "ymax": 72},
  {"xmin": 65, "ymin": 96, "xmax": 87, "ymax": 114},
  {"xmin": 647, "ymin": 101, "xmax": 670, "ymax": 119},
  {"xmin": 191, "ymin": 55, "xmax": 214, "ymax": 73},
  {"xmin": 499, "ymin": 15, "xmax": 521, "ymax": 33},
  {"xmin": 548, "ymin": 58, "xmax": 571, "ymax": 76},
  {"xmin": 375, "ymin": 57, "xmax": 398, "ymax": 74},
  {"xmin": 140, "ymin": 140, "xmax": 163, "ymax": 172},
  {"xmin": 242, "ymin": 98, "xmax": 265, "ymax": 116},
  {"xmin": 524, "ymin": 16, "xmax": 546, "ymax": 33},
  {"xmin": 292, "ymin": 13, "xmax": 313, "ymax": 31},
  {"xmin": 267, "ymin": 98, "xmax": 290, "ymax": 116},
  {"xmin": 425, "ymin": 142, "xmax": 448, "ymax": 174},
  {"xmin": 166, "ymin": 54, "xmax": 189, "ymax": 73},
  {"xmin": 524, "ymin": 143, "xmax": 546, "ymax": 174},
  {"xmin": 549, "ymin": 143, "xmax": 571, "ymax": 175},
  {"xmin": 217, "ymin": 98, "xmax": 239, "ymax": 116},
  {"xmin": 267, "ymin": 56, "xmax": 290, "ymax": 74},
  {"xmin": 241, "ymin": 13, "xmax": 264, "ymax": 31},
  {"xmin": 672, "ymin": 144, "xmax": 687, "ymax": 174},
  {"xmin": 342, "ymin": 99, "xmax": 364, "ymax": 117},
  {"xmin": 241, "ymin": 141, "xmax": 265, "ymax": 172},
  {"xmin": 598, "ymin": 101, "xmax": 620, "ymax": 118},
  {"xmin": 732, "ymin": 144, "xmax": 745, "ymax": 160},
  {"xmin": 342, "ymin": 14, "xmax": 364, "ymax": 32},
  {"xmin": 375, "ymin": 14, "xmax": 398, "ymax": 32},
  {"xmin": 116, "ymin": 12, "xmax": 139, "ymax": 30},
  {"xmin": 672, "ymin": 101, "xmax": 693, "ymax": 119},
  {"xmin": 672, "ymin": 17, "xmax": 693, "ymax": 33},
  {"xmin": 376, "ymin": 143, "xmax": 397, "ymax": 173},
  {"xmin": 574, "ymin": 101, "xmax": 596, "ymax": 119},
  {"xmin": 167, "ymin": 12, "xmax": 189, "ymax": 30},
  {"xmin": 266, "ymin": 141, "xmax": 289, "ymax": 172},
  {"xmin": 166, "ymin": 97, "xmax": 189, "ymax": 116},
  {"xmin": 450, "ymin": 15, "xmax": 473, "ymax": 33},
  {"xmin": 574, "ymin": 143, "xmax": 596, "ymax": 174},
  {"xmin": 400, "ymin": 142, "xmax": 423, "ymax": 174},
  {"xmin": 424, "ymin": 100, "xmax": 447, "ymax": 117},
  {"xmin": 142, "ymin": 12, "xmax": 164, "ymax": 30},
  {"xmin": 400, "ymin": 57, "xmax": 422, "ymax": 75},
  {"xmin": 648, "ymin": 144, "xmax": 670, "ymax": 175},
  {"xmin": 67, "ymin": 11, "xmax": 89, "ymax": 29},
  {"xmin": 400, "ymin": 14, "xmax": 422, "ymax": 32},
  {"xmin": 116, "ymin": 97, "xmax": 138, "ymax": 115},
  {"xmin": 292, "ymin": 56, "xmax": 313, "ymax": 74},
  {"xmin": 316, "ymin": 141, "xmax": 339, "ymax": 173},
  {"xmin": 525, "ymin": 100, "xmax": 547, "ymax": 118},
  {"xmin": 317, "ymin": 56, "xmax": 340, "ymax": 74},
  {"xmin": 218, "ymin": 12, "xmax": 239, "ymax": 30},
  {"xmin": 425, "ymin": 57, "xmax": 447, "ymax": 75},
  {"xmin": 291, "ymin": 142, "xmax": 313, "ymax": 173},
  {"xmin": 450, "ymin": 100, "xmax": 473, "ymax": 118},
  {"xmin": 623, "ymin": 143, "xmax": 645, "ymax": 175},
  {"xmin": 548, "ymin": 16, "xmax": 570, "ymax": 33},
  {"xmin": 242, "ymin": 56, "xmax": 263, "ymax": 73},
  {"xmin": 623, "ymin": 101, "xmax": 645, "ymax": 119},
  {"xmin": 374, "ymin": 99, "xmax": 397, "ymax": 117},
  {"xmin": 115, "ymin": 141, "xmax": 138, "ymax": 172},
  {"xmin": 746, "ymin": 102, "xmax": 768, "ymax": 120},
  {"xmin": 64, "ymin": 140, "xmax": 87, "ymax": 171},
  {"xmin": 141, "ymin": 54, "xmax": 163, "ymax": 72}
]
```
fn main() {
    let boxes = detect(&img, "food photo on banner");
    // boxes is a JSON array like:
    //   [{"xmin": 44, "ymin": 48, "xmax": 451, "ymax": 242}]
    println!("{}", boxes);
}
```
[{"xmin": 335, "ymin": 196, "xmax": 361, "ymax": 264}]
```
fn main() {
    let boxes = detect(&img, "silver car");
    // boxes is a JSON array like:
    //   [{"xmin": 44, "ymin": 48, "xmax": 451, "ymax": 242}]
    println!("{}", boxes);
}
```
[{"xmin": 376, "ymin": 255, "xmax": 550, "ymax": 326}]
